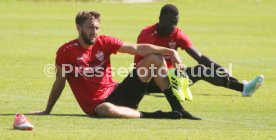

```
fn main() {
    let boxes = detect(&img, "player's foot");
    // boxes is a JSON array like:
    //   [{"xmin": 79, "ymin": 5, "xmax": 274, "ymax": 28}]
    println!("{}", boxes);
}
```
[
  {"xmin": 168, "ymin": 68, "xmax": 185, "ymax": 102},
  {"xmin": 178, "ymin": 109, "xmax": 201, "ymax": 120},
  {"xmin": 13, "ymin": 114, "xmax": 34, "ymax": 130},
  {"xmin": 152, "ymin": 110, "xmax": 182, "ymax": 119},
  {"xmin": 242, "ymin": 75, "xmax": 264, "ymax": 97},
  {"xmin": 168, "ymin": 68, "xmax": 193, "ymax": 102},
  {"xmin": 182, "ymin": 75, "xmax": 193, "ymax": 101},
  {"xmin": 177, "ymin": 68, "xmax": 193, "ymax": 101}
]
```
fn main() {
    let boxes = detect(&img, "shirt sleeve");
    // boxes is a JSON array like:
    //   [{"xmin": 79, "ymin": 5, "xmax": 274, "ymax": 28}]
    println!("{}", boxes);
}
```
[
  {"xmin": 103, "ymin": 36, "xmax": 124, "ymax": 54},
  {"xmin": 177, "ymin": 30, "xmax": 193, "ymax": 50}
]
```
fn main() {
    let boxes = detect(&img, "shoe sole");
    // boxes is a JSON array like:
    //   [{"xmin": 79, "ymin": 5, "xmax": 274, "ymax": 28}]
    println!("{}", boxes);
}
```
[{"xmin": 13, "ymin": 123, "xmax": 34, "ymax": 130}]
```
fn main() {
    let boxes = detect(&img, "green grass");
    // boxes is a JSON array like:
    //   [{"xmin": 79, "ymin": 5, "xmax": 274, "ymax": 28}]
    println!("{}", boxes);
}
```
[{"xmin": 0, "ymin": 0, "xmax": 276, "ymax": 139}]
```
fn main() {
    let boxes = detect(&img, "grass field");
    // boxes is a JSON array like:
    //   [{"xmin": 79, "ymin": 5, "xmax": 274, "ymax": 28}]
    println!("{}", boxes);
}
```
[{"xmin": 0, "ymin": 0, "xmax": 275, "ymax": 139}]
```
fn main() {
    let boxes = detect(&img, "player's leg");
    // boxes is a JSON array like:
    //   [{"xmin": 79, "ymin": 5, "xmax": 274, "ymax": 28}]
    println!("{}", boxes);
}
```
[
  {"xmin": 144, "ymin": 78, "xmax": 201, "ymax": 120},
  {"xmin": 95, "ymin": 69, "xmax": 146, "ymax": 118},
  {"xmin": 185, "ymin": 64, "xmax": 243, "ymax": 89},
  {"xmin": 95, "ymin": 102, "xmax": 141, "ymax": 118},
  {"xmin": 134, "ymin": 54, "xmax": 183, "ymax": 118},
  {"xmin": 136, "ymin": 54, "xmax": 169, "ymax": 90},
  {"xmin": 96, "ymin": 57, "xmax": 182, "ymax": 119},
  {"xmin": 95, "ymin": 102, "xmax": 181, "ymax": 119},
  {"xmin": 136, "ymin": 54, "xmax": 201, "ymax": 120},
  {"xmin": 185, "ymin": 64, "xmax": 264, "ymax": 96},
  {"xmin": 145, "ymin": 79, "xmax": 162, "ymax": 94}
]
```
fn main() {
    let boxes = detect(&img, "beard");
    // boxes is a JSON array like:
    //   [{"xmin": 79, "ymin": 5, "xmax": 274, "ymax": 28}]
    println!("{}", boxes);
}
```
[{"xmin": 81, "ymin": 30, "xmax": 95, "ymax": 45}]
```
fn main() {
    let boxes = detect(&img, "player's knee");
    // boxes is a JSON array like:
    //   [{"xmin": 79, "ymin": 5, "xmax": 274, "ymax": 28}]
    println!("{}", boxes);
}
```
[
  {"xmin": 95, "ymin": 102, "xmax": 116, "ymax": 117},
  {"xmin": 144, "ymin": 54, "xmax": 165, "ymax": 65}
]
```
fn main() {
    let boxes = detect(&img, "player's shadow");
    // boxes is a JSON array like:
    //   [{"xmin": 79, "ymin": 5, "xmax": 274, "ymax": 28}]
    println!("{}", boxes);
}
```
[
  {"xmin": 0, "ymin": 113, "xmax": 88, "ymax": 117},
  {"xmin": 146, "ymin": 93, "xmax": 239, "ymax": 97},
  {"xmin": 147, "ymin": 93, "xmax": 165, "ymax": 98},
  {"xmin": 49, "ymin": 114, "xmax": 88, "ymax": 117},
  {"xmin": 196, "ymin": 93, "xmax": 239, "ymax": 97}
]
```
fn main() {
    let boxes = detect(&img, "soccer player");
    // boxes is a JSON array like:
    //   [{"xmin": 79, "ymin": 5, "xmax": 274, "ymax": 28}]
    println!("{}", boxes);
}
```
[
  {"xmin": 134, "ymin": 4, "xmax": 264, "ymax": 99},
  {"xmin": 29, "ymin": 11, "xmax": 200, "ymax": 119}
]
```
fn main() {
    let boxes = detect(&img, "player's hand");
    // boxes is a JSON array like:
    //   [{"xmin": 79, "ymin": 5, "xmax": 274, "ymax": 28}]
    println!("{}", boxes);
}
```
[
  {"xmin": 28, "ymin": 110, "xmax": 50, "ymax": 115},
  {"xmin": 171, "ymin": 50, "xmax": 184, "ymax": 70}
]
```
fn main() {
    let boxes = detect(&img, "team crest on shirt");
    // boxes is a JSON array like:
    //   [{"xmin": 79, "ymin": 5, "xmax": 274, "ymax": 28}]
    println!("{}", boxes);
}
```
[
  {"xmin": 77, "ymin": 56, "xmax": 83, "ymax": 61},
  {"xmin": 168, "ymin": 40, "xmax": 177, "ymax": 49},
  {"xmin": 95, "ymin": 51, "xmax": 104, "ymax": 61}
]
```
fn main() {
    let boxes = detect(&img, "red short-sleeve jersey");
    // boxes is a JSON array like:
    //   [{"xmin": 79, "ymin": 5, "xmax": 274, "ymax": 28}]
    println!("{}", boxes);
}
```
[
  {"xmin": 56, "ymin": 35, "xmax": 123, "ymax": 115},
  {"xmin": 134, "ymin": 24, "xmax": 193, "ymax": 68}
]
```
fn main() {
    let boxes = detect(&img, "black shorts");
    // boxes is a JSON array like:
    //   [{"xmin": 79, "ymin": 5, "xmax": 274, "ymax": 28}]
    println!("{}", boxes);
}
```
[
  {"xmin": 104, "ymin": 69, "xmax": 147, "ymax": 109},
  {"xmin": 145, "ymin": 79, "xmax": 162, "ymax": 93}
]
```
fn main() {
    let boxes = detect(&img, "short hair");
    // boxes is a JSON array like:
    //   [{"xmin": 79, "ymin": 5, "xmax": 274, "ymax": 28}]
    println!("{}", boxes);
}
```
[
  {"xmin": 160, "ymin": 4, "xmax": 179, "ymax": 16},
  {"xmin": 75, "ymin": 10, "xmax": 101, "ymax": 25}
]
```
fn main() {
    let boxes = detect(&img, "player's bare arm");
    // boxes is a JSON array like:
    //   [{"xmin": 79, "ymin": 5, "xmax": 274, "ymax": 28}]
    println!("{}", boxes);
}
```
[
  {"xmin": 29, "ymin": 65, "xmax": 66, "ymax": 115},
  {"xmin": 118, "ymin": 43, "xmax": 182, "ymax": 66},
  {"xmin": 185, "ymin": 47, "xmax": 231, "ymax": 74}
]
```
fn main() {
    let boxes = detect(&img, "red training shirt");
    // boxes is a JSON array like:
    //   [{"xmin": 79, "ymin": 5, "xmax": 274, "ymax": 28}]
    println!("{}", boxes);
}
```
[
  {"xmin": 134, "ymin": 23, "xmax": 193, "ymax": 68},
  {"xmin": 56, "ymin": 35, "xmax": 123, "ymax": 115}
]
